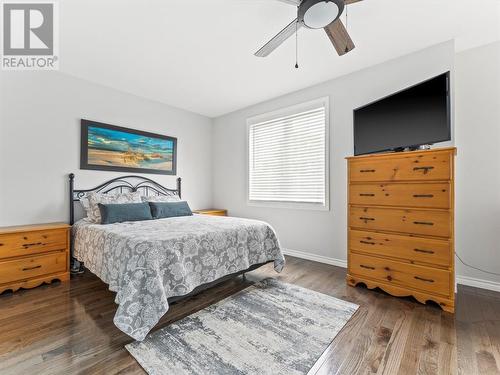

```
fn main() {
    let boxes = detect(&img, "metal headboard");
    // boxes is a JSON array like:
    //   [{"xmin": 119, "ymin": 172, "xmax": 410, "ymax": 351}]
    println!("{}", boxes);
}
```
[{"xmin": 69, "ymin": 173, "xmax": 181, "ymax": 225}]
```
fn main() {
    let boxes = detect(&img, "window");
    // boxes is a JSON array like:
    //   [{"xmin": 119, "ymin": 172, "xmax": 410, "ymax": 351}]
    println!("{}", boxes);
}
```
[{"xmin": 247, "ymin": 97, "xmax": 329, "ymax": 210}]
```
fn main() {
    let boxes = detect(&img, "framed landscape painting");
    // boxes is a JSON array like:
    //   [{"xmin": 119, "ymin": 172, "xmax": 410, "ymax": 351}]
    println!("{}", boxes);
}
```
[{"xmin": 80, "ymin": 120, "xmax": 177, "ymax": 175}]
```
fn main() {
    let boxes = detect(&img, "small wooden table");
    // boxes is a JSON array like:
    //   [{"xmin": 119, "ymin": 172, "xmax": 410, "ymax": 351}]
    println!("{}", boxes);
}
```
[{"xmin": 192, "ymin": 209, "xmax": 228, "ymax": 217}]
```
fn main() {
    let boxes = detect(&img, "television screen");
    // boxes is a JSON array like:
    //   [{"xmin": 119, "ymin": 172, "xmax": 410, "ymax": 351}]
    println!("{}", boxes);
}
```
[{"xmin": 353, "ymin": 72, "xmax": 450, "ymax": 155}]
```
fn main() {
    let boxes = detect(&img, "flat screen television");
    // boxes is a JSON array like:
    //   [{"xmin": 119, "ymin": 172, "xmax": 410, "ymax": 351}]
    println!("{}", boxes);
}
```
[{"xmin": 353, "ymin": 72, "xmax": 451, "ymax": 156}]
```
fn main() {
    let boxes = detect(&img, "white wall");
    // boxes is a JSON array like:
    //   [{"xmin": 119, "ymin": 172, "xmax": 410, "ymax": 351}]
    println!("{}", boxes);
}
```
[
  {"xmin": 455, "ymin": 41, "xmax": 500, "ymax": 287},
  {"xmin": 0, "ymin": 71, "xmax": 212, "ymax": 226},
  {"xmin": 2, "ymin": 40, "xmax": 497, "ymax": 290},
  {"xmin": 212, "ymin": 41, "xmax": 455, "ymax": 265}
]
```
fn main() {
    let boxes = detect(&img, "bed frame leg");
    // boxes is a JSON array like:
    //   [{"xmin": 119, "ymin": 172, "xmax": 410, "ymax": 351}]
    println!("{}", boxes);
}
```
[
  {"xmin": 70, "ymin": 259, "xmax": 85, "ymax": 275},
  {"xmin": 242, "ymin": 273, "xmax": 247, "ymax": 281}
]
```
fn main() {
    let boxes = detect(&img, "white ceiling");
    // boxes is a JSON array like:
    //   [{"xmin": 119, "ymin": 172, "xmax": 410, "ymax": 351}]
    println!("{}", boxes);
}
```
[{"xmin": 60, "ymin": 0, "xmax": 500, "ymax": 117}]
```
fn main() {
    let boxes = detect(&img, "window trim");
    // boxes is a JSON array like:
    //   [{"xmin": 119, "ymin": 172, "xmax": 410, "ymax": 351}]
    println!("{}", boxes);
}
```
[{"xmin": 246, "ymin": 97, "xmax": 330, "ymax": 211}]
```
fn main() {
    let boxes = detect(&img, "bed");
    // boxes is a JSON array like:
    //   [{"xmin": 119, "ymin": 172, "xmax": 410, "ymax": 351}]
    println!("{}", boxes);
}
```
[{"xmin": 69, "ymin": 174, "xmax": 285, "ymax": 340}]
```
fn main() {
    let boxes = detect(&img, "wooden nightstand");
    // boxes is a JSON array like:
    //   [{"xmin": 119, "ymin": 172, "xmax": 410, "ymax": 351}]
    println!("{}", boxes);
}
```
[
  {"xmin": 0, "ymin": 223, "xmax": 70, "ymax": 294},
  {"xmin": 193, "ymin": 209, "xmax": 228, "ymax": 217}
]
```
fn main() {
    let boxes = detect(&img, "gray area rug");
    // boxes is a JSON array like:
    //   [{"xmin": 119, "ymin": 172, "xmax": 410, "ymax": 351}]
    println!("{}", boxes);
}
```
[{"xmin": 126, "ymin": 278, "xmax": 359, "ymax": 375}]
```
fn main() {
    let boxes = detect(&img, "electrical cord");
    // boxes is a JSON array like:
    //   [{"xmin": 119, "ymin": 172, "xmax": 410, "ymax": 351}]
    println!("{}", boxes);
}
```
[{"xmin": 455, "ymin": 252, "xmax": 500, "ymax": 276}]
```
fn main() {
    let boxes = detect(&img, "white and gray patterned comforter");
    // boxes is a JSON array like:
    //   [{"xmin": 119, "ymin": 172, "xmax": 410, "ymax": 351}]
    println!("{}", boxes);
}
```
[{"xmin": 73, "ymin": 214, "xmax": 285, "ymax": 341}]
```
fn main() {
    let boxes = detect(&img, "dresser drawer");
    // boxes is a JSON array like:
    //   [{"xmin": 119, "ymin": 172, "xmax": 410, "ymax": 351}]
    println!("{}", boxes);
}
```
[
  {"xmin": 349, "ymin": 182, "xmax": 450, "ymax": 209},
  {"xmin": 349, "ymin": 230, "xmax": 451, "ymax": 267},
  {"xmin": 349, "ymin": 253, "xmax": 451, "ymax": 297},
  {"xmin": 0, "ymin": 228, "xmax": 68, "ymax": 260},
  {"xmin": 349, "ymin": 151, "xmax": 452, "ymax": 182},
  {"xmin": 0, "ymin": 251, "xmax": 67, "ymax": 285},
  {"xmin": 349, "ymin": 206, "xmax": 451, "ymax": 237}
]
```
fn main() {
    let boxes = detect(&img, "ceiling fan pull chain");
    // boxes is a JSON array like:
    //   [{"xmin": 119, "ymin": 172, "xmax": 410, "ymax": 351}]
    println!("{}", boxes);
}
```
[
  {"xmin": 346, "ymin": 4, "xmax": 348, "ymax": 29},
  {"xmin": 345, "ymin": 5, "xmax": 349, "ymax": 53},
  {"xmin": 295, "ymin": 21, "xmax": 299, "ymax": 69}
]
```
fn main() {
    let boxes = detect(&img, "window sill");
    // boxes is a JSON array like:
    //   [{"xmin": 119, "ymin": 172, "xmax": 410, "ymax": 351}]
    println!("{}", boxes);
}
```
[{"xmin": 247, "ymin": 200, "xmax": 329, "ymax": 211}]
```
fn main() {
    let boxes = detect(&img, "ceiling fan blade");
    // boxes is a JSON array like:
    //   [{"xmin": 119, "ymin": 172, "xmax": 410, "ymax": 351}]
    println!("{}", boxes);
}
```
[
  {"xmin": 275, "ymin": 0, "xmax": 301, "ymax": 5},
  {"xmin": 344, "ymin": 0, "xmax": 363, "ymax": 4},
  {"xmin": 255, "ymin": 19, "xmax": 302, "ymax": 57},
  {"xmin": 324, "ymin": 19, "xmax": 355, "ymax": 56}
]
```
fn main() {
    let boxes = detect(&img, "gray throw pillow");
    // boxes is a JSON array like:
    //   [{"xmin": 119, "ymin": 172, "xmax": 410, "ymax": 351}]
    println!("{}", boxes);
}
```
[
  {"xmin": 98, "ymin": 202, "xmax": 153, "ymax": 224},
  {"xmin": 149, "ymin": 201, "xmax": 193, "ymax": 219}
]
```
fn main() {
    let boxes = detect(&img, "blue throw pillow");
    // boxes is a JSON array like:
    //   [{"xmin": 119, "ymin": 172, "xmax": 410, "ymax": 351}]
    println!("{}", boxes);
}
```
[
  {"xmin": 98, "ymin": 202, "xmax": 153, "ymax": 224},
  {"xmin": 149, "ymin": 201, "xmax": 193, "ymax": 219}
]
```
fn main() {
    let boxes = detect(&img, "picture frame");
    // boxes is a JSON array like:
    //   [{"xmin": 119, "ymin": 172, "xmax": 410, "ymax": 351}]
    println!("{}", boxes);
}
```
[{"xmin": 80, "ymin": 119, "xmax": 177, "ymax": 175}]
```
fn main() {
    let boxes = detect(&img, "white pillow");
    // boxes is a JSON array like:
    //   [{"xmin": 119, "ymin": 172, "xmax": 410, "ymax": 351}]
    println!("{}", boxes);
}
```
[
  {"xmin": 141, "ymin": 194, "xmax": 181, "ymax": 203},
  {"xmin": 81, "ymin": 192, "xmax": 142, "ymax": 223}
]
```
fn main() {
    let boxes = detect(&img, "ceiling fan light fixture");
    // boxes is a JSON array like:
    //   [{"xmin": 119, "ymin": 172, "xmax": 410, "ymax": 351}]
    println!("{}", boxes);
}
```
[{"xmin": 299, "ymin": 0, "xmax": 344, "ymax": 29}]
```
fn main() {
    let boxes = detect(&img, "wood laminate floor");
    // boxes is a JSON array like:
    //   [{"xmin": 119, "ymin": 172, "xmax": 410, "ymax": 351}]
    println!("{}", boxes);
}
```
[{"xmin": 0, "ymin": 256, "xmax": 499, "ymax": 375}]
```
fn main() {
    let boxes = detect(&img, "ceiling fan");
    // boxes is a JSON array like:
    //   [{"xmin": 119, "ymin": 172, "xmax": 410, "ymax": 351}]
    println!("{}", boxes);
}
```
[{"xmin": 255, "ymin": 0, "xmax": 362, "ymax": 58}]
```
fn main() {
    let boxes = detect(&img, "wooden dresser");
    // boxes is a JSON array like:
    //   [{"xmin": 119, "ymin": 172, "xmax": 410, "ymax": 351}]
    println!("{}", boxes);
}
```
[
  {"xmin": 0, "ymin": 223, "xmax": 70, "ymax": 294},
  {"xmin": 346, "ymin": 147, "xmax": 456, "ymax": 312}
]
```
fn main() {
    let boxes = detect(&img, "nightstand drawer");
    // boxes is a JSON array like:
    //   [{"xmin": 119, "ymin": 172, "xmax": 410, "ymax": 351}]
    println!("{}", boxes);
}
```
[
  {"xmin": 349, "ymin": 230, "xmax": 451, "ymax": 267},
  {"xmin": 349, "ymin": 253, "xmax": 451, "ymax": 297},
  {"xmin": 0, "ymin": 228, "xmax": 68, "ymax": 260},
  {"xmin": 349, "ymin": 151, "xmax": 451, "ymax": 182},
  {"xmin": 349, "ymin": 206, "xmax": 451, "ymax": 238},
  {"xmin": 0, "ymin": 251, "xmax": 67, "ymax": 284},
  {"xmin": 349, "ymin": 182, "xmax": 451, "ymax": 209}
]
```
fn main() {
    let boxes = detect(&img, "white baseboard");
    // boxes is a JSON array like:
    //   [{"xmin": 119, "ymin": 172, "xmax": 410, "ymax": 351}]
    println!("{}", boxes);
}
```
[
  {"xmin": 282, "ymin": 248, "xmax": 500, "ymax": 293},
  {"xmin": 456, "ymin": 275, "xmax": 500, "ymax": 293},
  {"xmin": 282, "ymin": 248, "xmax": 347, "ymax": 268}
]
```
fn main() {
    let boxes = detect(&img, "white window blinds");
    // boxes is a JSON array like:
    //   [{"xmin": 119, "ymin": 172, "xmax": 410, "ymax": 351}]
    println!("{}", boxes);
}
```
[{"xmin": 248, "ymin": 99, "xmax": 328, "ymax": 208}]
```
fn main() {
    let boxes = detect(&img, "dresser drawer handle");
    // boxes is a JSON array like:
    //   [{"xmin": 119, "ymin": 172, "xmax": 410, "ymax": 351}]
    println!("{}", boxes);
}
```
[
  {"xmin": 360, "ymin": 240, "xmax": 376, "ymax": 245},
  {"xmin": 414, "ymin": 276, "xmax": 434, "ymax": 283},
  {"xmin": 414, "ymin": 248, "xmax": 435, "ymax": 254},
  {"xmin": 22, "ymin": 242, "xmax": 43, "ymax": 248},
  {"xmin": 359, "ymin": 193, "xmax": 375, "ymax": 197},
  {"xmin": 22, "ymin": 265, "xmax": 42, "ymax": 271},
  {"xmin": 360, "ymin": 264, "xmax": 375, "ymax": 270},
  {"xmin": 360, "ymin": 217, "xmax": 375, "ymax": 221},
  {"xmin": 413, "ymin": 194, "xmax": 434, "ymax": 198},
  {"xmin": 413, "ymin": 166, "xmax": 435, "ymax": 174},
  {"xmin": 360, "ymin": 169, "xmax": 376, "ymax": 173},
  {"xmin": 413, "ymin": 221, "xmax": 434, "ymax": 226}
]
